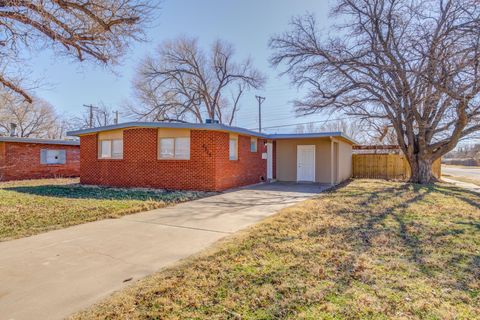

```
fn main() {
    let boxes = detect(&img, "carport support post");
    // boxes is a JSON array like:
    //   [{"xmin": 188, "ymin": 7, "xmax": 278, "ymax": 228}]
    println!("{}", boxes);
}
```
[{"xmin": 330, "ymin": 137, "xmax": 335, "ymax": 186}]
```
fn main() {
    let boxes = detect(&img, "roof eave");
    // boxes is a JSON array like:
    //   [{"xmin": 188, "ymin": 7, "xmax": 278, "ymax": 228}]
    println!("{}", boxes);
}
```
[
  {"xmin": 0, "ymin": 137, "xmax": 80, "ymax": 146},
  {"xmin": 66, "ymin": 122, "xmax": 358, "ymax": 145},
  {"xmin": 67, "ymin": 122, "xmax": 269, "ymax": 138}
]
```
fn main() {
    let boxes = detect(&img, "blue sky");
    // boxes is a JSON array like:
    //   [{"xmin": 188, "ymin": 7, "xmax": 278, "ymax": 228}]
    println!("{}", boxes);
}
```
[{"xmin": 29, "ymin": 0, "xmax": 333, "ymax": 133}]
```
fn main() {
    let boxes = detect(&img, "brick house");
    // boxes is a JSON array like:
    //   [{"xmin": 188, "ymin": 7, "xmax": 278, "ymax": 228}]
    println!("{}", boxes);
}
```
[
  {"xmin": 67, "ymin": 122, "xmax": 355, "ymax": 192},
  {"xmin": 0, "ymin": 137, "xmax": 80, "ymax": 181}
]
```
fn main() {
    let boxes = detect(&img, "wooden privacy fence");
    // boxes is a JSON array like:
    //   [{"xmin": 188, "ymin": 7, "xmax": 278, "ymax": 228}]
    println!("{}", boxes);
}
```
[{"xmin": 352, "ymin": 153, "xmax": 441, "ymax": 180}]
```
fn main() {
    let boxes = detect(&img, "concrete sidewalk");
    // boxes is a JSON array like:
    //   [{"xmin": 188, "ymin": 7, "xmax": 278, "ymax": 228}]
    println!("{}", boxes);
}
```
[
  {"xmin": 442, "ymin": 177, "xmax": 480, "ymax": 193},
  {"xmin": 0, "ymin": 182, "xmax": 329, "ymax": 320}
]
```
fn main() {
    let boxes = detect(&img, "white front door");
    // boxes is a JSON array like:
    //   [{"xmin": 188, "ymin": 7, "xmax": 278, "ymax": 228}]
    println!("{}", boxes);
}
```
[
  {"xmin": 297, "ymin": 145, "xmax": 315, "ymax": 182},
  {"xmin": 266, "ymin": 142, "xmax": 273, "ymax": 180}
]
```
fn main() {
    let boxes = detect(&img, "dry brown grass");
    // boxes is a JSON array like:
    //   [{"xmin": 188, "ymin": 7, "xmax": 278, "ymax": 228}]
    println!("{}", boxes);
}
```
[
  {"xmin": 0, "ymin": 179, "xmax": 209, "ymax": 241},
  {"xmin": 72, "ymin": 180, "xmax": 480, "ymax": 320}
]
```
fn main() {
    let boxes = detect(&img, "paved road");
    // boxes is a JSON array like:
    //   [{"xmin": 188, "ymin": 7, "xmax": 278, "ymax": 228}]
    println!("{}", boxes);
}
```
[
  {"xmin": 442, "ymin": 165, "xmax": 480, "ymax": 179},
  {"xmin": 0, "ymin": 182, "xmax": 329, "ymax": 320}
]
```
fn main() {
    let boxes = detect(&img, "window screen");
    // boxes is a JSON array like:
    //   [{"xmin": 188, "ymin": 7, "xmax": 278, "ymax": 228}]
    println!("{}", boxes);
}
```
[
  {"xmin": 175, "ymin": 137, "xmax": 190, "ymax": 159},
  {"xmin": 229, "ymin": 138, "xmax": 238, "ymax": 160},
  {"xmin": 250, "ymin": 138, "xmax": 257, "ymax": 152},
  {"xmin": 100, "ymin": 140, "xmax": 112, "ymax": 158},
  {"xmin": 160, "ymin": 138, "xmax": 175, "ymax": 158},
  {"xmin": 99, "ymin": 139, "xmax": 123, "ymax": 159},
  {"xmin": 159, "ymin": 137, "xmax": 190, "ymax": 159},
  {"xmin": 112, "ymin": 139, "xmax": 123, "ymax": 157}
]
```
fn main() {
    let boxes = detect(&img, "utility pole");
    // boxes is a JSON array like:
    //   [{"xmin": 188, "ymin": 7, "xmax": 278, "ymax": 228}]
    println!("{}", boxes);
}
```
[
  {"xmin": 83, "ymin": 104, "xmax": 97, "ymax": 128},
  {"xmin": 114, "ymin": 111, "xmax": 119, "ymax": 125},
  {"xmin": 255, "ymin": 95, "xmax": 265, "ymax": 132}
]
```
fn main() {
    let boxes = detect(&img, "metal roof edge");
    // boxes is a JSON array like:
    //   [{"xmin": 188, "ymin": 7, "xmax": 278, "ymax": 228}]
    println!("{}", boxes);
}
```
[
  {"xmin": 66, "ymin": 122, "xmax": 358, "ymax": 144},
  {"xmin": 267, "ymin": 132, "xmax": 358, "ymax": 145},
  {"xmin": 0, "ymin": 137, "xmax": 80, "ymax": 146},
  {"xmin": 67, "ymin": 122, "xmax": 269, "ymax": 138}
]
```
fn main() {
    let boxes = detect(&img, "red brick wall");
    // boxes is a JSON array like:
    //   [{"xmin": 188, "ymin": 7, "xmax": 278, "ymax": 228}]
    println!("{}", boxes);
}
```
[
  {"xmin": 0, "ymin": 142, "xmax": 5, "ymax": 180},
  {"xmin": 80, "ymin": 128, "xmax": 217, "ymax": 190},
  {"xmin": 214, "ymin": 133, "xmax": 267, "ymax": 190},
  {"xmin": 0, "ymin": 142, "xmax": 80, "ymax": 181},
  {"xmin": 80, "ymin": 128, "xmax": 267, "ymax": 191}
]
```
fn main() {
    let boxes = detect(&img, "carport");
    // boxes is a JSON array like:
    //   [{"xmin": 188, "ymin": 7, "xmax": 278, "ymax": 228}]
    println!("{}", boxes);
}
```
[{"xmin": 269, "ymin": 133, "xmax": 355, "ymax": 185}]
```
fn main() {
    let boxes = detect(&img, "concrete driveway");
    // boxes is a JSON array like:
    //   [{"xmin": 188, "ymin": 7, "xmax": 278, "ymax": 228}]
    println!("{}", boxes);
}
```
[{"xmin": 0, "ymin": 182, "xmax": 329, "ymax": 320}]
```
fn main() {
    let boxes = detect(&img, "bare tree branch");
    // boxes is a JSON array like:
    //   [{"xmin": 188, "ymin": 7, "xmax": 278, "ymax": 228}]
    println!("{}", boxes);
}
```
[
  {"xmin": 0, "ymin": 0, "xmax": 155, "ymax": 101},
  {"xmin": 270, "ymin": 0, "xmax": 480, "ymax": 183},
  {"xmin": 127, "ymin": 37, "xmax": 265, "ymax": 124}
]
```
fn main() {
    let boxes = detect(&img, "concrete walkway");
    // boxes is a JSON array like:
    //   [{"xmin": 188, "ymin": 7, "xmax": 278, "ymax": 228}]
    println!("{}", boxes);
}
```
[
  {"xmin": 442, "ymin": 177, "xmax": 480, "ymax": 193},
  {"xmin": 0, "ymin": 182, "xmax": 329, "ymax": 320}
]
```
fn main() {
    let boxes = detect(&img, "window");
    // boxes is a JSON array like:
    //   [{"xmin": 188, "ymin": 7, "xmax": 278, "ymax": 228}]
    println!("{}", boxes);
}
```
[
  {"xmin": 100, "ymin": 140, "xmax": 111, "ymax": 158},
  {"xmin": 229, "ymin": 136, "xmax": 238, "ymax": 160},
  {"xmin": 40, "ymin": 150, "xmax": 66, "ymax": 165},
  {"xmin": 99, "ymin": 139, "xmax": 123, "ymax": 159},
  {"xmin": 250, "ymin": 137, "xmax": 257, "ymax": 152},
  {"xmin": 175, "ymin": 137, "xmax": 190, "ymax": 159},
  {"xmin": 159, "ymin": 138, "xmax": 174, "ymax": 159},
  {"xmin": 112, "ymin": 140, "xmax": 123, "ymax": 158},
  {"xmin": 159, "ymin": 137, "xmax": 190, "ymax": 159}
]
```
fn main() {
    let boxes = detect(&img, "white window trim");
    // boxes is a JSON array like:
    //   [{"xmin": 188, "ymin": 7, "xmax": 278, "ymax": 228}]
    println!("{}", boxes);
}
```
[
  {"xmin": 99, "ymin": 139, "xmax": 123, "ymax": 159},
  {"xmin": 158, "ymin": 137, "xmax": 191, "ymax": 160}
]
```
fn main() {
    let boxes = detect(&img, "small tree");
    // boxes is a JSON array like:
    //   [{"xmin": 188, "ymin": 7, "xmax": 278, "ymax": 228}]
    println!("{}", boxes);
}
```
[
  {"xmin": 128, "ymin": 37, "xmax": 265, "ymax": 124},
  {"xmin": 0, "ymin": 0, "xmax": 153, "ymax": 102},
  {"xmin": 270, "ymin": 0, "xmax": 480, "ymax": 183}
]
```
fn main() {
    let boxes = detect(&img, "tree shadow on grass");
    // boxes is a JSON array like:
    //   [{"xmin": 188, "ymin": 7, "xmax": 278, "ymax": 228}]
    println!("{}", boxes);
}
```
[
  {"xmin": 4, "ymin": 184, "xmax": 205, "ymax": 202},
  {"xmin": 431, "ymin": 184, "xmax": 480, "ymax": 209},
  {"xmin": 326, "ymin": 182, "xmax": 480, "ymax": 297}
]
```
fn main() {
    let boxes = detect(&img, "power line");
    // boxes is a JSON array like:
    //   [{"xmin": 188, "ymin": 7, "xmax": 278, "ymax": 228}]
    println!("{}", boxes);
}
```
[
  {"xmin": 240, "ymin": 114, "xmax": 295, "ymax": 124},
  {"xmin": 241, "ymin": 113, "xmax": 329, "ymax": 127},
  {"xmin": 248, "ymin": 117, "xmax": 362, "ymax": 131}
]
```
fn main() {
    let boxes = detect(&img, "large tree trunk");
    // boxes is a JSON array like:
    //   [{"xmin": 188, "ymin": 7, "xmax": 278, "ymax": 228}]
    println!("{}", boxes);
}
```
[{"xmin": 407, "ymin": 155, "xmax": 436, "ymax": 184}]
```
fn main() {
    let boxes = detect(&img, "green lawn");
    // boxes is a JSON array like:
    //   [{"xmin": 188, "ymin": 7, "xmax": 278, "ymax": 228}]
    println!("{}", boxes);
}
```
[
  {"xmin": 0, "ymin": 179, "xmax": 209, "ymax": 241},
  {"xmin": 72, "ymin": 180, "xmax": 479, "ymax": 320}
]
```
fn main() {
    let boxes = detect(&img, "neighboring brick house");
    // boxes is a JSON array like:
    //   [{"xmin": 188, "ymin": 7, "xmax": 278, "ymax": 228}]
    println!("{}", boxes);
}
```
[
  {"xmin": 68, "ymin": 122, "xmax": 355, "ymax": 192},
  {"xmin": 0, "ymin": 137, "xmax": 80, "ymax": 181}
]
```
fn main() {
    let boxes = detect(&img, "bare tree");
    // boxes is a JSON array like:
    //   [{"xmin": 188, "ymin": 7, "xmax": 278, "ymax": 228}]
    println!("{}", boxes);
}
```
[
  {"xmin": 295, "ymin": 119, "xmax": 367, "ymax": 143},
  {"xmin": 45, "ymin": 117, "xmax": 70, "ymax": 139},
  {"xmin": 295, "ymin": 122, "xmax": 316, "ymax": 134},
  {"xmin": 0, "ymin": 0, "xmax": 154, "ymax": 102},
  {"xmin": 367, "ymin": 122, "xmax": 398, "ymax": 145},
  {"xmin": 270, "ymin": 0, "xmax": 480, "ymax": 183},
  {"xmin": 0, "ymin": 91, "xmax": 60, "ymax": 138},
  {"xmin": 94, "ymin": 103, "xmax": 116, "ymax": 127},
  {"xmin": 129, "ymin": 37, "xmax": 266, "ymax": 124},
  {"xmin": 320, "ymin": 119, "xmax": 367, "ymax": 143}
]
